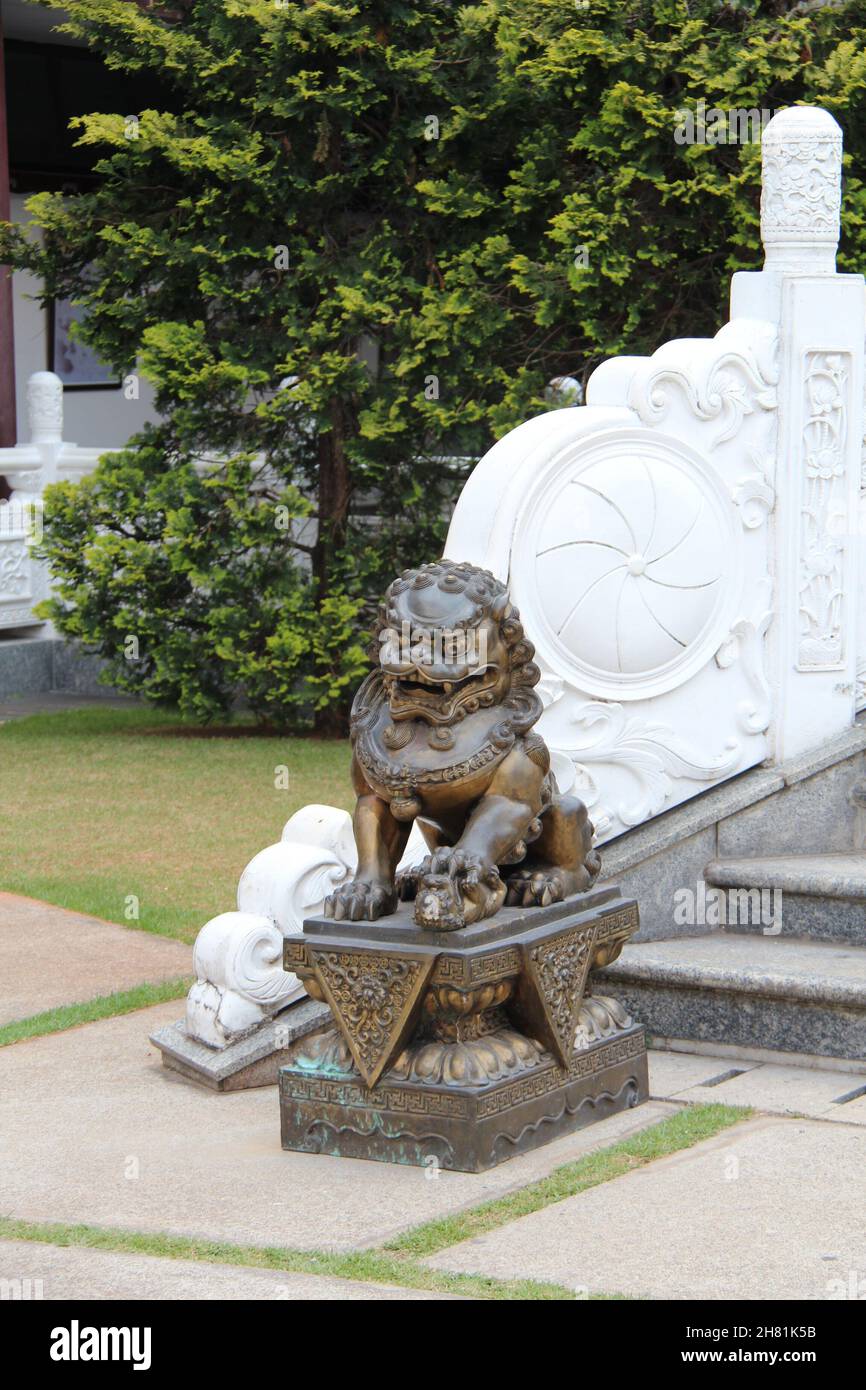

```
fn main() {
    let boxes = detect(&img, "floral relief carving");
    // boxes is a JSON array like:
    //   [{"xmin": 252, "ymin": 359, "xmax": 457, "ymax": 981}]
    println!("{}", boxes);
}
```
[
  {"xmin": 630, "ymin": 329, "xmax": 779, "ymax": 449},
  {"xmin": 714, "ymin": 578, "xmax": 774, "ymax": 735},
  {"xmin": 732, "ymin": 408, "xmax": 778, "ymax": 530},
  {"xmin": 761, "ymin": 134, "xmax": 842, "ymax": 238},
  {"xmin": 0, "ymin": 540, "xmax": 31, "ymax": 599},
  {"xmin": 558, "ymin": 701, "xmax": 741, "ymax": 836},
  {"xmin": 312, "ymin": 949, "xmax": 432, "ymax": 1085},
  {"xmin": 733, "ymin": 460, "xmax": 775, "ymax": 529},
  {"xmin": 798, "ymin": 351, "xmax": 849, "ymax": 669},
  {"xmin": 529, "ymin": 927, "xmax": 594, "ymax": 1060}
]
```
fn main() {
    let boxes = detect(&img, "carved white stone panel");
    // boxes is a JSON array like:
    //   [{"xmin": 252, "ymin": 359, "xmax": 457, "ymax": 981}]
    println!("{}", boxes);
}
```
[
  {"xmin": 0, "ymin": 539, "xmax": 31, "ymax": 600},
  {"xmin": 625, "ymin": 319, "xmax": 779, "ymax": 447},
  {"xmin": 554, "ymin": 698, "xmax": 741, "ymax": 834},
  {"xmin": 513, "ymin": 430, "xmax": 741, "ymax": 702}
]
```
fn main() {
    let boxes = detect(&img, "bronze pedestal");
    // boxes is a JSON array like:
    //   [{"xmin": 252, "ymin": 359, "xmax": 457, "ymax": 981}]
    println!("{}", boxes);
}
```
[{"xmin": 279, "ymin": 885, "xmax": 647, "ymax": 1172}]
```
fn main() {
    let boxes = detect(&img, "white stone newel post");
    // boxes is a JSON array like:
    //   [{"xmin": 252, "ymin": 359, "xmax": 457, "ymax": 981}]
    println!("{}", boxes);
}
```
[
  {"xmin": 760, "ymin": 107, "xmax": 842, "ymax": 275},
  {"xmin": 26, "ymin": 369, "xmax": 64, "ymax": 449},
  {"xmin": 733, "ymin": 108, "xmax": 865, "ymax": 761},
  {"xmin": 6, "ymin": 370, "xmax": 65, "ymax": 496}
]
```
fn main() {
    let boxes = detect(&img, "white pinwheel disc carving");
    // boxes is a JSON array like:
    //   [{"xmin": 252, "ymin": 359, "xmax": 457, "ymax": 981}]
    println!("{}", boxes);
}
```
[{"xmin": 516, "ymin": 430, "xmax": 739, "ymax": 699}]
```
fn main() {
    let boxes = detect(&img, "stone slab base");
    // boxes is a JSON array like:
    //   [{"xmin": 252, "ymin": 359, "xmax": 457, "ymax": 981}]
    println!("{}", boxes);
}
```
[
  {"xmin": 279, "ymin": 1026, "xmax": 648, "ymax": 1173},
  {"xmin": 151, "ymin": 997, "xmax": 330, "ymax": 1091},
  {"xmin": 651, "ymin": 1034, "xmax": 866, "ymax": 1075}
]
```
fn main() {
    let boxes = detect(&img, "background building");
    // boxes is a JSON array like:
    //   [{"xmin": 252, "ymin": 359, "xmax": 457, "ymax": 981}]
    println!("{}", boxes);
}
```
[{"xmin": 1, "ymin": 0, "xmax": 160, "ymax": 453}]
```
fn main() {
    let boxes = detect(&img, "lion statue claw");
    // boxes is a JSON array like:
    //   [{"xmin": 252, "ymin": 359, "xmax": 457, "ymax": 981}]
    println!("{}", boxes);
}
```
[
  {"xmin": 323, "ymin": 560, "xmax": 601, "ymax": 931},
  {"xmin": 325, "ymin": 879, "xmax": 397, "ymax": 922}
]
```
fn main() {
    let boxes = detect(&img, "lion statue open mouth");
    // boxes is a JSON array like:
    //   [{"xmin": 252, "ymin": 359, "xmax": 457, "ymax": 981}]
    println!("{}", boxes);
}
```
[{"xmin": 324, "ymin": 559, "xmax": 601, "ymax": 931}]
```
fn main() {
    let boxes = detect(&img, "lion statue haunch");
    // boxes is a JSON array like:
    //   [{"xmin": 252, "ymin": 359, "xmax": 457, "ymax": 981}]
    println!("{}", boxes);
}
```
[{"xmin": 324, "ymin": 560, "xmax": 601, "ymax": 930}]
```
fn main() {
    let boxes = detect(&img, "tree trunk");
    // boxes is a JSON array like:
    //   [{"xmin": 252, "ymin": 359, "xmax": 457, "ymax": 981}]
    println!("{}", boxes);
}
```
[{"xmin": 312, "ymin": 400, "xmax": 352, "ymax": 736}]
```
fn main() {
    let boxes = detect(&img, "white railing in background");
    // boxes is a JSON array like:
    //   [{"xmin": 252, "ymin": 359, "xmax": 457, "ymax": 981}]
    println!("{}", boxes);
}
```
[{"xmin": 0, "ymin": 371, "xmax": 114, "ymax": 631}]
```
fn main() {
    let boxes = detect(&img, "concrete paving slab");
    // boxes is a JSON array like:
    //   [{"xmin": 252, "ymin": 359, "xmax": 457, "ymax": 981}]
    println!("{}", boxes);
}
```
[
  {"xmin": 676, "ymin": 1061, "xmax": 866, "ymax": 1118},
  {"xmin": 0, "ymin": 1240, "xmax": 460, "ymax": 1300},
  {"xmin": 0, "ymin": 1002, "xmax": 676, "ymax": 1252},
  {"xmin": 426, "ymin": 1116, "xmax": 866, "ymax": 1299},
  {"xmin": 0, "ymin": 893, "xmax": 191, "ymax": 1025},
  {"xmin": 831, "ymin": 1094, "xmax": 866, "ymax": 1125},
  {"xmin": 648, "ymin": 1048, "xmax": 760, "ymax": 1098}
]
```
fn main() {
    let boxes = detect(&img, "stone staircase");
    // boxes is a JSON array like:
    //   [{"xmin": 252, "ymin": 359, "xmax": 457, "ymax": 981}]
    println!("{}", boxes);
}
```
[
  {"xmin": 598, "ymin": 853, "xmax": 866, "ymax": 1066},
  {"xmin": 706, "ymin": 853, "xmax": 866, "ymax": 945}
]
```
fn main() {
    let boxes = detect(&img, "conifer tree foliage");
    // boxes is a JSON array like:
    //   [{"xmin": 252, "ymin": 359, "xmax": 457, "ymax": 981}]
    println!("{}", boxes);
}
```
[{"xmin": 2, "ymin": 0, "xmax": 866, "ymax": 729}]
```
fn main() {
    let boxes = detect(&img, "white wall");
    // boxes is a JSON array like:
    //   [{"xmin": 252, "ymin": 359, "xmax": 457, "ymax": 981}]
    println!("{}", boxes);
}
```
[{"xmin": 10, "ymin": 192, "xmax": 160, "ymax": 448}]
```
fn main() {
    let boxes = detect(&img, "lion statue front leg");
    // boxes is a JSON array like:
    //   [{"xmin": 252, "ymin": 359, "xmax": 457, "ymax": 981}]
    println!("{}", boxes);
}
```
[
  {"xmin": 504, "ymin": 793, "xmax": 602, "ymax": 907},
  {"xmin": 324, "ymin": 758, "xmax": 409, "ymax": 922}
]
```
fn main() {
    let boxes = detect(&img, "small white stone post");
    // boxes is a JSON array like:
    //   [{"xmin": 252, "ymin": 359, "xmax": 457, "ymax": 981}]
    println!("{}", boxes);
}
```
[
  {"xmin": 25, "ymin": 369, "xmax": 64, "ymax": 448},
  {"xmin": 732, "ymin": 107, "xmax": 865, "ymax": 762}
]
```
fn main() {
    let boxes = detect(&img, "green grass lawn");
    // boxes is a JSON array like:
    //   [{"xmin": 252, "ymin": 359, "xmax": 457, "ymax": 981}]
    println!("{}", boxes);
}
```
[{"xmin": 0, "ymin": 705, "xmax": 353, "ymax": 943}]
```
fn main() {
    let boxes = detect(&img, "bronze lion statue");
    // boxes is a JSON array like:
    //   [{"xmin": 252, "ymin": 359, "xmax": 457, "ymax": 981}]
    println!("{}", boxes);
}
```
[{"xmin": 324, "ymin": 560, "xmax": 601, "ymax": 930}]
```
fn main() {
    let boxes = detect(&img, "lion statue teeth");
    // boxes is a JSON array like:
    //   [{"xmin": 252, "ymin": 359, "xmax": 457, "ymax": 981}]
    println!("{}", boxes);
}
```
[{"xmin": 324, "ymin": 559, "xmax": 601, "ymax": 931}]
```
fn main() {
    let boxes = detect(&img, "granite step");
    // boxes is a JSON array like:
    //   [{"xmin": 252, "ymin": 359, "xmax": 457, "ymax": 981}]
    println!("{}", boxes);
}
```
[
  {"xmin": 597, "ymin": 934, "xmax": 866, "ymax": 1063},
  {"xmin": 704, "ymin": 852, "xmax": 866, "ymax": 945}
]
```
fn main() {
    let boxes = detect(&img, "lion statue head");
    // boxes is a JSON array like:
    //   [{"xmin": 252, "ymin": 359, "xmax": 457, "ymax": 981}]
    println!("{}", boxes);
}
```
[{"xmin": 371, "ymin": 560, "xmax": 541, "ymax": 727}]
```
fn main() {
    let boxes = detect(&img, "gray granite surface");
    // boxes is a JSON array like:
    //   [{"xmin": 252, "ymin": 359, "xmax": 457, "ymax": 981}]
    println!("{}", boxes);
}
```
[{"xmin": 600, "ymin": 935, "xmax": 866, "ymax": 1061}]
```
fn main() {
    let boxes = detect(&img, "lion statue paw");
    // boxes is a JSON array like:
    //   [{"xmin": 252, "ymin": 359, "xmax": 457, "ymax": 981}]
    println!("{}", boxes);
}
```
[
  {"xmin": 504, "ymin": 866, "xmax": 570, "ymax": 908},
  {"xmin": 324, "ymin": 879, "xmax": 397, "ymax": 922}
]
